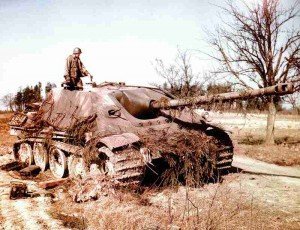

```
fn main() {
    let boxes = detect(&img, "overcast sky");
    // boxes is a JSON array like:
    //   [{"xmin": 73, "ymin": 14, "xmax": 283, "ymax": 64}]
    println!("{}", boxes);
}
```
[{"xmin": 0, "ymin": 0, "xmax": 297, "ymax": 104}]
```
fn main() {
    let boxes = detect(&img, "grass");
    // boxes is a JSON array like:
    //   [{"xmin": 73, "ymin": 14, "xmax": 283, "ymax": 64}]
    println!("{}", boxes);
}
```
[
  {"xmin": 235, "ymin": 130, "xmax": 300, "ymax": 166},
  {"xmin": 0, "ymin": 113, "xmax": 16, "ymax": 153},
  {"xmin": 49, "ymin": 212, "xmax": 87, "ymax": 229},
  {"xmin": 238, "ymin": 144, "xmax": 300, "ymax": 166},
  {"xmin": 49, "ymin": 176, "xmax": 299, "ymax": 229}
]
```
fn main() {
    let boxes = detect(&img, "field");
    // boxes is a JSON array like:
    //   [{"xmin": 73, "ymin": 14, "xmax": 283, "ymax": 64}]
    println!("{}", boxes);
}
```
[
  {"xmin": 0, "ymin": 113, "xmax": 16, "ymax": 155},
  {"xmin": 211, "ymin": 112, "xmax": 300, "ymax": 166},
  {"xmin": 0, "ymin": 112, "xmax": 299, "ymax": 229}
]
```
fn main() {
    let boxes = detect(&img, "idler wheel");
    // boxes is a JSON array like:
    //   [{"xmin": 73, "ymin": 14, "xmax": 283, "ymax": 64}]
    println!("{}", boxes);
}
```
[
  {"xmin": 16, "ymin": 143, "xmax": 34, "ymax": 166},
  {"xmin": 33, "ymin": 143, "xmax": 49, "ymax": 172},
  {"xmin": 49, "ymin": 147, "xmax": 67, "ymax": 178}
]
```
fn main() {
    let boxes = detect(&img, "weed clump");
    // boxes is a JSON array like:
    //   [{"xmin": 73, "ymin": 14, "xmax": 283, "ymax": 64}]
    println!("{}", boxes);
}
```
[{"xmin": 140, "ymin": 128, "xmax": 220, "ymax": 187}]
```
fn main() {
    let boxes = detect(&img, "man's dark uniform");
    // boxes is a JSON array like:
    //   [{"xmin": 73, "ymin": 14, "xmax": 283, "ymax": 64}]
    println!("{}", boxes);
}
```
[{"xmin": 64, "ymin": 54, "xmax": 90, "ymax": 88}]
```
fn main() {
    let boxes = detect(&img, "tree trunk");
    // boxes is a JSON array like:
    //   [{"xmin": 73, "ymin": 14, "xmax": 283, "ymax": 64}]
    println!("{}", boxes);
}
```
[
  {"xmin": 9, "ymin": 102, "xmax": 14, "ymax": 112},
  {"xmin": 265, "ymin": 97, "xmax": 276, "ymax": 145}
]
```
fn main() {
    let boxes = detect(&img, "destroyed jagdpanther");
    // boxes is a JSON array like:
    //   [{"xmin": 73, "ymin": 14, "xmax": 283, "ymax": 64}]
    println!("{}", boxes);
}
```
[{"xmin": 9, "ymin": 82, "xmax": 294, "ymax": 186}]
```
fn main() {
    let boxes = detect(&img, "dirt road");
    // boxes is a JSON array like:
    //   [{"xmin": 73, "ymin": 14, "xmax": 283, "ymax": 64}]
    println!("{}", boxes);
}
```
[
  {"xmin": 0, "ymin": 155, "xmax": 68, "ymax": 230},
  {"xmin": 233, "ymin": 154, "xmax": 300, "ymax": 177}
]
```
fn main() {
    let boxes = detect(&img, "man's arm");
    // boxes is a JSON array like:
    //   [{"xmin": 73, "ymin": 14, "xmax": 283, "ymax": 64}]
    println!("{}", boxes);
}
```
[
  {"xmin": 80, "ymin": 60, "xmax": 93, "ymax": 81},
  {"xmin": 64, "ymin": 56, "xmax": 72, "ymax": 82},
  {"xmin": 80, "ymin": 61, "xmax": 90, "ymax": 76}
]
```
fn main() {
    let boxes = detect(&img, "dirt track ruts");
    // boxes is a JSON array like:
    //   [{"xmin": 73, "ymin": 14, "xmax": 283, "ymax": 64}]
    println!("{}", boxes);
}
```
[{"xmin": 0, "ymin": 155, "xmax": 69, "ymax": 230}]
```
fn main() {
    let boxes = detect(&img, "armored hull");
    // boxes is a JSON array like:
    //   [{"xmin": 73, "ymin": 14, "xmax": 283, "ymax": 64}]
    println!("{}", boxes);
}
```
[{"xmin": 9, "ymin": 82, "xmax": 293, "ymax": 185}]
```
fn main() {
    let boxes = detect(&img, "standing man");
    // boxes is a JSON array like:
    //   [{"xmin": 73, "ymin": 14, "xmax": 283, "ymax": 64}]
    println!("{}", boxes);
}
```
[{"xmin": 64, "ymin": 47, "xmax": 93, "ymax": 89}]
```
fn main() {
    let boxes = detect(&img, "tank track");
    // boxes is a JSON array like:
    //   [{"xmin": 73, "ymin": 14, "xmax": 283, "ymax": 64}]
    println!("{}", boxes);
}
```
[
  {"xmin": 12, "ymin": 138, "xmax": 146, "ymax": 183},
  {"xmin": 216, "ymin": 146, "xmax": 234, "ymax": 170},
  {"xmin": 209, "ymin": 129, "xmax": 234, "ymax": 171},
  {"xmin": 12, "ymin": 132, "xmax": 232, "ymax": 185},
  {"xmin": 103, "ymin": 147, "xmax": 146, "ymax": 185},
  {"xmin": 111, "ymin": 129, "xmax": 235, "ymax": 185}
]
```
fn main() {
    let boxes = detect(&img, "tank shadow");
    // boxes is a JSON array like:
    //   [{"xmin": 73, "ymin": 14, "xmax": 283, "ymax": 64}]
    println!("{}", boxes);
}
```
[{"xmin": 141, "ymin": 159, "xmax": 241, "ymax": 188}]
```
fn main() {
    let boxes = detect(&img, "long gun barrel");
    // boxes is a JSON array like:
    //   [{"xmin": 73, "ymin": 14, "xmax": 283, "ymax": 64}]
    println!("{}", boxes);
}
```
[{"xmin": 151, "ymin": 83, "xmax": 294, "ymax": 109}]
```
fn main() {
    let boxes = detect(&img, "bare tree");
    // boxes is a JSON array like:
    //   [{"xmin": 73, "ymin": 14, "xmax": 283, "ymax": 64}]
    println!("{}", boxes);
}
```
[
  {"xmin": 208, "ymin": 0, "xmax": 300, "ymax": 144},
  {"xmin": 284, "ymin": 92, "xmax": 300, "ymax": 114},
  {"xmin": 45, "ymin": 82, "xmax": 57, "ymax": 94},
  {"xmin": 153, "ymin": 58, "xmax": 181, "ymax": 95},
  {"xmin": 154, "ymin": 49, "xmax": 205, "ymax": 97},
  {"xmin": 1, "ymin": 93, "xmax": 15, "ymax": 111}
]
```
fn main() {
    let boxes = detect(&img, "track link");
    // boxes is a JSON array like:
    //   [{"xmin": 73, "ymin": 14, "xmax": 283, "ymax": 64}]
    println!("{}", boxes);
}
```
[
  {"xmin": 216, "ymin": 146, "xmax": 234, "ymax": 170},
  {"xmin": 107, "ymin": 148, "xmax": 146, "ymax": 184}
]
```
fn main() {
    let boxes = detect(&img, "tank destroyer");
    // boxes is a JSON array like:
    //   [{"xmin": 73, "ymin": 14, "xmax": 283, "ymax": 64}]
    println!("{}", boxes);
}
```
[{"xmin": 9, "ymin": 81, "xmax": 294, "ymax": 185}]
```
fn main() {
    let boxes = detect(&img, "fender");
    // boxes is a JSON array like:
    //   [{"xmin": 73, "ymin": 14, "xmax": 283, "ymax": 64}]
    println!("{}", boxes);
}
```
[{"xmin": 99, "ymin": 133, "xmax": 140, "ymax": 150}]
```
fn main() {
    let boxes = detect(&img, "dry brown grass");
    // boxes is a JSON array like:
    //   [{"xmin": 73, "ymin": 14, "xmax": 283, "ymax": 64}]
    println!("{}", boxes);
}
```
[
  {"xmin": 234, "ymin": 129, "xmax": 300, "ymax": 166},
  {"xmin": 140, "ymin": 128, "xmax": 220, "ymax": 187},
  {"xmin": 48, "ymin": 176, "xmax": 299, "ymax": 230},
  {"xmin": 0, "ymin": 113, "xmax": 16, "ymax": 154},
  {"xmin": 238, "ymin": 144, "xmax": 300, "ymax": 166}
]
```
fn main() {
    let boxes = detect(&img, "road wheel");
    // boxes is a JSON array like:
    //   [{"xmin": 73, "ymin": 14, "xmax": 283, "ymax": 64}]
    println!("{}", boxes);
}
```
[
  {"xmin": 17, "ymin": 143, "xmax": 34, "ymax": 166},
  {"xmin": 49, "ymin": 147, "xmax": 67, "ymax": 178},
  {"xmin": 68, "ymin": 155, "xmax": 87, "ymax": 178},
  {"xmin": 33, "ymin": 143, "xmax": 49, "ymax": 172}
]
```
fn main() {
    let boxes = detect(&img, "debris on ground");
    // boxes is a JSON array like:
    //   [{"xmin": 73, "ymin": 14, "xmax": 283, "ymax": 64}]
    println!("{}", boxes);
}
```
[
  {"xmin": 19, "ymin": 165, "xmax": 41, "ymax": 177},
  {"xmin": 69, "ymin": 175, "xmax": 118, "ymax": 202},
  {"xmin": 9, "ymin": 181, "xmax": 54, "ymax": 200},
  {"xmin": 38, "ymin": 178, "xmax": 70, "ymax": 189},
  {"xmin": 0, "ymin": 161, "xmax": 25, "ymax": 171},
  {"xmin": 8, "ymin": 171, "xmax": 23, "ymax": 179},
  {"xmin": 9, "ymin": 181, "xmax": 28, "ymax": 199}
]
